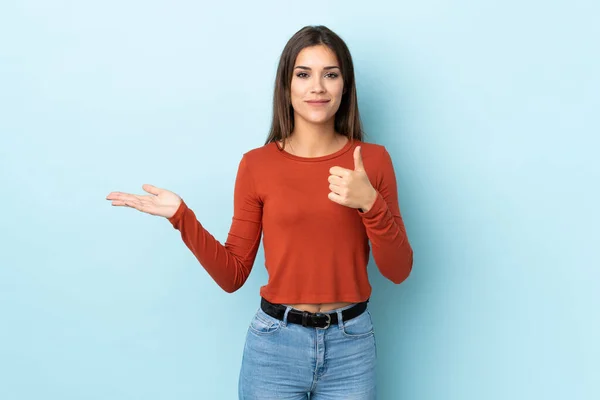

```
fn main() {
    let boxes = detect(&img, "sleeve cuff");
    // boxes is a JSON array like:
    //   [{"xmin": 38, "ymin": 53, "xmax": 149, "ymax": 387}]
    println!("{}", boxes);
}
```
[
  {"xmin": 168, "ymin": 200, "xmax": 188, "ymax": 228},
  {"xmin": 357, "ymin": 191, "xmax": 386, "ymax": 219}
]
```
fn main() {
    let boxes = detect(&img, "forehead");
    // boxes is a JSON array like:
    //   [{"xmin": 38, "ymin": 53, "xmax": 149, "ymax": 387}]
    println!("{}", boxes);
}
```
[{"xmin": 294, "ymin": 45, "xmax": 339, "ymax": 67}]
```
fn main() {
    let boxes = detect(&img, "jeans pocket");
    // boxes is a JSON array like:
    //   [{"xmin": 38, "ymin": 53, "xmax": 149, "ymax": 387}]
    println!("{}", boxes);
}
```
[
  {"xmin": 248, "ymin": 308, "xmax": 282, "ymax": 336},
  {"xmin": 341, "ymin": 309, "xmax": 374, "ymax": 338}
]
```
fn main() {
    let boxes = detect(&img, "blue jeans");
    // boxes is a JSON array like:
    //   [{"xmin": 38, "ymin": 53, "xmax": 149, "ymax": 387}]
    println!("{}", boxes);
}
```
[{"xmin": 238, "ymin": 301, "xmax": 377, "ymax": 399}]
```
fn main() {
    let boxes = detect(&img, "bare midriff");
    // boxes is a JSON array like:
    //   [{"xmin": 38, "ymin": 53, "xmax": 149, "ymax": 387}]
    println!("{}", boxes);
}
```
[{"xmin": 284, "ymin": 302, "xmax": 355, "ymax": 313}]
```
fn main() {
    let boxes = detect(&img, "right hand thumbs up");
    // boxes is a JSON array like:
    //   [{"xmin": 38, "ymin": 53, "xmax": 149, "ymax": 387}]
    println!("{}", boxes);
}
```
[{"xmin": 106, "ymin": 184, "xmax": 182, "ymax": 218}]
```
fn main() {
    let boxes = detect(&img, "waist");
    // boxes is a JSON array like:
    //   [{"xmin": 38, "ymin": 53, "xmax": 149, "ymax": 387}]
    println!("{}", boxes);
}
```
[
  {"xmin": 282, "ymin": 301, "xmax": 355, "ymax": 313},
  {"xmin": 260, "ymin": 297, "xmax": 369, "ymax": 329}
]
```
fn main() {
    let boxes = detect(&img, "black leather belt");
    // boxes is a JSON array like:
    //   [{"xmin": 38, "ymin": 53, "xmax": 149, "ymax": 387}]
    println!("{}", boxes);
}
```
[{"xmin": 260, "ymin": 297, "xmax": 369, "ymax": 329}]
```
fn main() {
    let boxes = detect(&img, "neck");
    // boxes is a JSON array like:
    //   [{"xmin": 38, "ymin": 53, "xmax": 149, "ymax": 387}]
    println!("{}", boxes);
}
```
[{"xmin": 285, "ymin": 116, "xmax": 344, "ymax": 157}]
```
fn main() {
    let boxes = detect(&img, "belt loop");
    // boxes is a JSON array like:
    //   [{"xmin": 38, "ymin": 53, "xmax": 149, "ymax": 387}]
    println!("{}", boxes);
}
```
[
  {"xmin": 282, "ymin": 306, "xmax": 291, "ymax": 327},
  {"xmin": 336, "ymin": 309, "xmax": 344, "ymax": 329}
]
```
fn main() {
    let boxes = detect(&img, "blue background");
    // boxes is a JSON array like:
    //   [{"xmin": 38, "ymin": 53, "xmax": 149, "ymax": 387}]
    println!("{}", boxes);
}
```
[{"xmin": 1, "ymin": 1, "xmax": 598, "ymax": 399}]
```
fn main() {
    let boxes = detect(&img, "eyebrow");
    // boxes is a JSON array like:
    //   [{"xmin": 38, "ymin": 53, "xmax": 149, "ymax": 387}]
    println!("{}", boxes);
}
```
[{"xmin": 294, "ymin": 66, "xmax": 340, "ymax": 70}]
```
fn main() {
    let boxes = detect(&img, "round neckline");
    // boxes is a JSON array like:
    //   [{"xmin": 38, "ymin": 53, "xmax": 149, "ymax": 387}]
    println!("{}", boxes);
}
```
[{"xmin": 272, "ymin": 137, "xmax": 356, "ymax": 162}]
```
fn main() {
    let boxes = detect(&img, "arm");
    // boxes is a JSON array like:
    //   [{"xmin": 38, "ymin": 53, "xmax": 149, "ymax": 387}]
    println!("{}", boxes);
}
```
[
  {"xmin": 358, "ymin": 147, "xmax": 413, "ymax": 284},
  {"xmin": 168, "ymin": 155, "xmax": 262, "ymax": 293}
]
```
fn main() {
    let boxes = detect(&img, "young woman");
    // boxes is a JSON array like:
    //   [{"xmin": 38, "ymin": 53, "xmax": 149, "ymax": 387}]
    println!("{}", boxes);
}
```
[{"xmin": 106, "ymin": 25, "xmax": 413, "ymax": 400}]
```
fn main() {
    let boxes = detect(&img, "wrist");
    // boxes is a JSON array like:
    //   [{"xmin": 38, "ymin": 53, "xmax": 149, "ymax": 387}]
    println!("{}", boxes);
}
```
[
  {"xmin": 166, "ymin": 199, "xmax": 184, "ymax": 220},
  {"xmin": 361, "ymin": 188, "xmax": 378, "ymax": 213}
]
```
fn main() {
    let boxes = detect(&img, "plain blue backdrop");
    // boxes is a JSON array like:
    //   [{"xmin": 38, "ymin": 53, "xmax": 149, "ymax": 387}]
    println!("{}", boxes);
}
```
[{"xmin": 1, "ymin": 1, "xmax": 598, "ymax": 399}]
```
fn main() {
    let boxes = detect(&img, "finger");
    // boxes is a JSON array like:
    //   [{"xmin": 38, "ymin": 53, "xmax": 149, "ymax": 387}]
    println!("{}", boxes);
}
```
[
  {"xmin": 106, "ymin": 191, "xmax": 125, "ymax": 200},
  {"xmin": 106, "ymin": 192, "xmax": 127, "ymax": 201},
  {"xmin": 329, "ymin": 166, "xmax": 351, "ymax": 177},
  {"xmin": 328, "ymin": 191, "xmax": 345, "ymax": 205},
  {"xmin": 329, "ymin": 183, "xmax": 343, "ymax": 194},
  {"xmin": 142, "ymin": 184, "xmax": 161, "ymax": 195},
  {"xmin": 327, "ymin": 175, "xmax": 344, "ymax": 185},
  {"xmin": 111, "ymin": 199, "xmax": 136, "ymax": 208},
  {"xmin": 353, "ymin": 146, "xmax": 365, "ymax": 172},
  {"xmin": 107, "ymin": 192, "xmax": 139, "ymax": 203},
  {"xmin": 112, "ymin": 198, "xmax": 146, "ymax": 212}
]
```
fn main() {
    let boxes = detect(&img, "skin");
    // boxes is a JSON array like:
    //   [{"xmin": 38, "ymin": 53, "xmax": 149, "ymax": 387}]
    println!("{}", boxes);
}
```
[{"xmin": 105, "ymin": 44, "xmax": 377, "ymax": 314}]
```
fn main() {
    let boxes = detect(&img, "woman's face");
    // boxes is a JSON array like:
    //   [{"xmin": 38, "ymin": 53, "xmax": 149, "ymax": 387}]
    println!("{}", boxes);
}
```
[{"xmin": 290, "ymin": 44, "xmax": 344, "ymax": 127}]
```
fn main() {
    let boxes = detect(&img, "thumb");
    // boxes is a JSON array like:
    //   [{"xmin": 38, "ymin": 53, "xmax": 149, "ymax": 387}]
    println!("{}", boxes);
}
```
[
  {"xmin": 354, "ymin": 146, "xmax": 365, "ymax": 172},
  {"xmin": 142, "ymin": 184, "xmax": 162, "ymax": 195}
]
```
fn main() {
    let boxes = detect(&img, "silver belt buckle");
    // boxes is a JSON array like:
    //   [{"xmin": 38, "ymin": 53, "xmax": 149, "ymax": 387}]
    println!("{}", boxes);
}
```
[{"xmin": 314, "ymin": 312, "xmax": 331, "ymax": 329}]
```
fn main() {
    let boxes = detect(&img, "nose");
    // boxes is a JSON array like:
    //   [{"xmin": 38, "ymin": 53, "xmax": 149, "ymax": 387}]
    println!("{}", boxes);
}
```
[{"xmin": 310, "ymin": 77, "xmax": 326, "ymax": 93}]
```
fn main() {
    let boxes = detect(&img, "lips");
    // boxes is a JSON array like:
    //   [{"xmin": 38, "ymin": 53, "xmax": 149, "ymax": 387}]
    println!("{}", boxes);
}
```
[{"xmin": 306, "ymin": 100, "xmax": 330, "ymax": 104}]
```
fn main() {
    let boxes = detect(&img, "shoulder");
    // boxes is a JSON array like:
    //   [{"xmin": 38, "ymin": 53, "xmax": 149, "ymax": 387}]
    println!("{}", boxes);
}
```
[
  {"xmin": 355, "ymin": 141, "xmax": 396, "ymax": 187},
  {"xmin": 354, "ymin": 140, "xmax": 389, "ymax": 166},
  {"xmin": 239, "ymin": 142, "xmax": 277, "ymax": 165},
  {"xmin": 355, "ymin": 140, "xmax": 387, "ymax": 154}
]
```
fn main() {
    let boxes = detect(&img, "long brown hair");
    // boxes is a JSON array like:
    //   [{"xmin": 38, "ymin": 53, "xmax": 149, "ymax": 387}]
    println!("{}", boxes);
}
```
[{"xmin": 264, "ymin": 25, "xmax": 365, "ymax": 147}]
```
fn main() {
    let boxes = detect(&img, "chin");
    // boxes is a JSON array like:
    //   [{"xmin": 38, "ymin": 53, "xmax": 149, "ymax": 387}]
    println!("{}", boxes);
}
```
[{"xmin": 298, "ymin": 112, "xmax": 335, "ymax": 125}]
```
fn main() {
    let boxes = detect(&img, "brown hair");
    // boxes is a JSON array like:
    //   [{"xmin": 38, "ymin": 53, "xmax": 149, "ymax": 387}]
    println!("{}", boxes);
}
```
[{"xmin": 264, "ymin": 25, "xmax": 365, "ymax": 147}]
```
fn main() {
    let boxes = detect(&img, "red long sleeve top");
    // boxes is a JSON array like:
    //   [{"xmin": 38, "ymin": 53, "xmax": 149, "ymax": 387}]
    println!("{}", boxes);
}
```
[{"xmin": 168, "ymin": 139, "xmax": 413, "ymax": 304}]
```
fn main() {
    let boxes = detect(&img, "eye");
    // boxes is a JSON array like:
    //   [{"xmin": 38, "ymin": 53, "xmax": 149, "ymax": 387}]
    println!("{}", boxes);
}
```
[
  {"xmin": 326, "ymin": 72, "xmax": 339, "ymax": 79},
  {"xmin": 296, "ymin": 72, "xmax": 309, "ymax": 78}
]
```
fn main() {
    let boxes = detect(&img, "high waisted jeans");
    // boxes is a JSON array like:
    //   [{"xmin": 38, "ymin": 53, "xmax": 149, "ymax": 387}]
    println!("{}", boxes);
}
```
[{"xmin": 238, "ymin": 301, "xmax": 377, "ymax": 399}]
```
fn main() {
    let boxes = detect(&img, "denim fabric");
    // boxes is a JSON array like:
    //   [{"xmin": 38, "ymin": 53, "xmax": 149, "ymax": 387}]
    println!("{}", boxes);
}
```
[{"xmin": 238, "ymin": 302, "xmax": 377, "ymax": 399}]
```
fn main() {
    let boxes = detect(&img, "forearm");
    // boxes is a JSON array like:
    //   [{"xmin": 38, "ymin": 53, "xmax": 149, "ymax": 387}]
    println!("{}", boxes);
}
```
[
  {"xmin": 359, "ymin": 192, "xmax": 413, "ymax": 284},
  {"xmin": 169, "ymin": 201, "xmax": 259, "ymax": 293}
]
